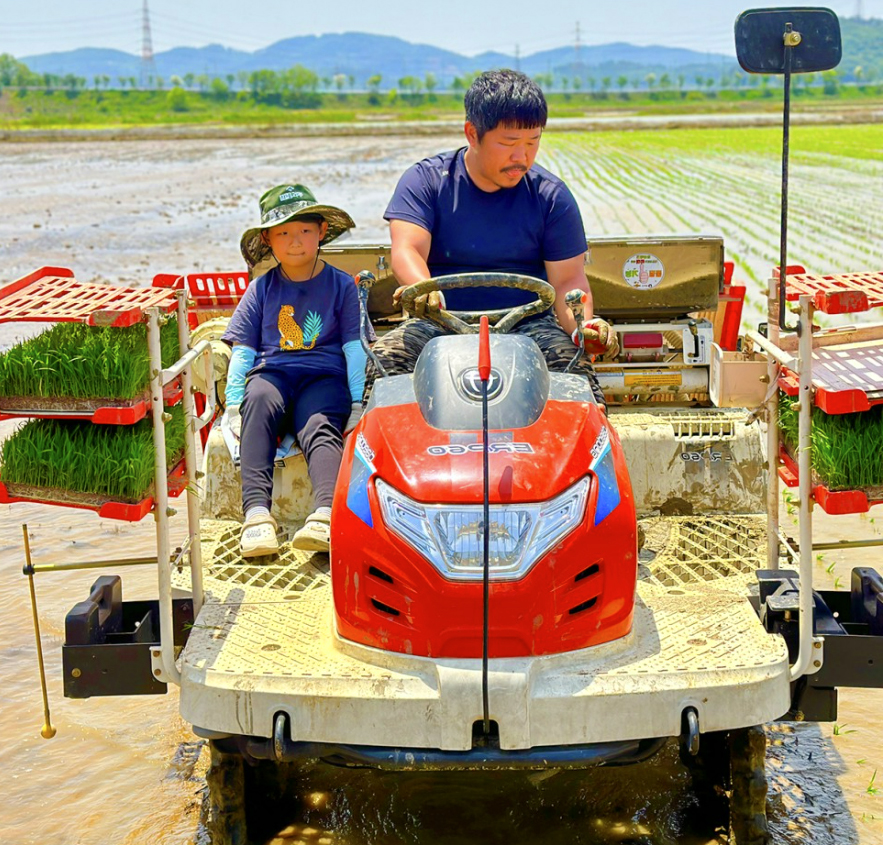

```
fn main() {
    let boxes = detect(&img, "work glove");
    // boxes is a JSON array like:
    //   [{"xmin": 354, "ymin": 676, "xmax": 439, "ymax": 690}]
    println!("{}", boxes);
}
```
[
  {"xmin": 227, "ymin": 404, "xmax": 242, "ymax": 440},
  {"xmin": 572, "ymin": 318, "xmax": 620, "ymax": 359},
  {"xmin": 344, "ymin": 402, "xmax": 363, "ymax": 434},
  {"xmin": 393, "ymin": 286, "xmax": 447, "ymax": 319}
]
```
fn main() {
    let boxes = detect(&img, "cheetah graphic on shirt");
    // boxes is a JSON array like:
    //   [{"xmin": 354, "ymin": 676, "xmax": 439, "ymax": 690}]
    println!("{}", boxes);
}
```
[{"xmin": 278, "ymin": 306, "xmax": 322, "ymax": 351}]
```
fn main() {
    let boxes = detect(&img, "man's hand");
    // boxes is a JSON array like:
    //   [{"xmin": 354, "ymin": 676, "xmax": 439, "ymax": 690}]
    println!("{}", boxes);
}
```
[
  {"xmin": 573, "ymin": 318, "xmax": 620, "ymax": 359},
  {"xmin": 393, "ymin": 286, "xmax": 447, "ymax": 319},
  {"xmin": 344, "ymin": 402, "xmax": 363, "ymax": 434}
]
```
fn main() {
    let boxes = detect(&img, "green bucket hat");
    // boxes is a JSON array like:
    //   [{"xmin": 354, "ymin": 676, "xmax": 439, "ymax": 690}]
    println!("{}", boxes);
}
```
[{"xmin": 239, "ymin": 183, "xmax": 356, "ymax": 270}]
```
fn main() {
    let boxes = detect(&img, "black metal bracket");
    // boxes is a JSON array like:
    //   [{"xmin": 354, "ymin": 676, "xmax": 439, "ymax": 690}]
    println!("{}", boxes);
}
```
[
  {"xmin": 62, "ymin": 575, "xmax": 193, "ymax": 698},
  {"xmin": 757, "ymin": 567, "xmax": 883, "ymax": 721}
]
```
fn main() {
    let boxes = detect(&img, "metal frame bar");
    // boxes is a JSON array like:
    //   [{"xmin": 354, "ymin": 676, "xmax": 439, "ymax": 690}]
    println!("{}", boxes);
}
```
[
  {"xmin": 175, "ymin": 292, "xmax": 205, "ymax": 616},
  {"xmin": 791, "ymin": 295, "xmax": 817, "ymax": 680},
  {"xmin": 146, "ymin": 308, "xmax": 180, "ymax": 685}
]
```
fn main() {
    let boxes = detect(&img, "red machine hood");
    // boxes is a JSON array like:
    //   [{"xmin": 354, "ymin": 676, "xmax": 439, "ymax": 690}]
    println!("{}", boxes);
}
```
[{"xmin": 361, "ymin": 398, "xmax": 606, "ymax": 504}]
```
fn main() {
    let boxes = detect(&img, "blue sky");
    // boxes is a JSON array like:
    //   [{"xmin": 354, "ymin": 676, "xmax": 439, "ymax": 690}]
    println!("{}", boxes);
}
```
[{"xmin": 3, "ymin": 1, "xmax": 879, "ymax": 59}]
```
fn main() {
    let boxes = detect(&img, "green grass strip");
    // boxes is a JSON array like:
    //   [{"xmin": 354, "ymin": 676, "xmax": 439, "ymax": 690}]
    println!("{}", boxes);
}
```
[
  {"xmin": 0, "ymin": 405, "xmax": 185, "ymax": 502},
  {"xmin": 779, "ymin": 394, "xmax": 883, "ymax": 490},
  {"xmin": 0, "ymin": 318, "xmax": 180, "ymax": 402}
]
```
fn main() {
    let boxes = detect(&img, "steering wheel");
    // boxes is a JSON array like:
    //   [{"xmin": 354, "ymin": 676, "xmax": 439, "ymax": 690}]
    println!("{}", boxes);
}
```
[{"xmin": 398, "ymin": 272, "xmax": 555, "ymax": 334}]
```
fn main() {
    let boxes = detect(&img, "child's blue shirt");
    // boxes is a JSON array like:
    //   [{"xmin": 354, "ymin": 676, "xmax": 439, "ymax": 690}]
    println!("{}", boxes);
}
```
[{"xmin": 222, "ymin": 263, "xmax": 360, "ymax": 380}]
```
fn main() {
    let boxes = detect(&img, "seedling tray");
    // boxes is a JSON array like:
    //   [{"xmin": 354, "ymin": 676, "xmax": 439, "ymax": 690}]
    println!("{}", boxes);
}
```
[
  {"xmin": 785, "ymin": 270, "xmax": 883, "ymax": 315},
  {"xmin": 0, "ymin": 458, "xmax": 188, "ymax": 522},
  {"xmin": 778, "ymin": 446, "xmax": 883, "ymax": 516},
  {"xmin": 778, "ymin": 336, "xmax": 883, "ymax": 414},
  {"xmin": 0, "ymin": 267, "xmax": 178, "ymax": 327},
  {"xmin": 0, "ymin": 380, "xmax": 183, "ymax": 425}
]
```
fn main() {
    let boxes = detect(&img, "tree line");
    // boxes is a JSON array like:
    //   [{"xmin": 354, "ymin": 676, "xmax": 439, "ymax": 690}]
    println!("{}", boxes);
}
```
[{"xmin": 1, "ymin": 52, "xmax": 878, "ymax": 107}]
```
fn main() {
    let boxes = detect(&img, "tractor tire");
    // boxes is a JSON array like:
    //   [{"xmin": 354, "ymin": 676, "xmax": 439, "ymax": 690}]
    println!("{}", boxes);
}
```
[
  {"xmin": 728, "ymin": 726, "xmax": 770, "ymax": 845},
  {"xmin": 203, "ymin": 741, "xmax": 248, "ymax": 845},
  {"xmin": 680, "ymin": 726, "xmax": 770, "ymax": 845}
]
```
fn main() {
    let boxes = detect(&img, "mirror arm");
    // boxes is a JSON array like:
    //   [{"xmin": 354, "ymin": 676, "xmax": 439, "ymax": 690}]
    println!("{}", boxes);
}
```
[{"xmin": 779, "ymin": 23, "xmax": 800, "ymax": 334}]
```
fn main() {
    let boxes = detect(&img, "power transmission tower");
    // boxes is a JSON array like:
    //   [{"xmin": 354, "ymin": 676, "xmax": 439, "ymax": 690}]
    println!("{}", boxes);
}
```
[
  {"xmin": 856, "ymin": 0, "xmax": 863, "ymax": 18},
  {"xmin": 140, "ymin": 0, "xmax": 157, "ymax": 89},
  {"xmin": 515, "ymin": 44, "xmax": 521, "ymax": 72},
  {"xmin": 574, "ymin": 21, "xmax": 582, "ymax": 75}
]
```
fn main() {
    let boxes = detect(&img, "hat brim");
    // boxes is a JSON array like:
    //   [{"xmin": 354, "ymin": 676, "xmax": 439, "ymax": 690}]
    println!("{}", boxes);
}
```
[{"xmin": 240, "ymin": 204, "xmax": 356, "ymax": 270}]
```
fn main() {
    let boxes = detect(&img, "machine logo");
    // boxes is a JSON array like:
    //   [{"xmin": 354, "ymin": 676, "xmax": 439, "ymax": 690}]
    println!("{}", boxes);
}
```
[{"xmin": 459, "ymin": 367, "xmax": 503, "ymax": 401}]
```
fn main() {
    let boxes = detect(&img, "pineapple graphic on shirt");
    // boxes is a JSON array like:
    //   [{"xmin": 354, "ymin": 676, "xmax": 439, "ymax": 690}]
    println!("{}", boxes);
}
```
[{"xmin": 278, "ymin": 306, "xmax": 322, "ymax": 351}]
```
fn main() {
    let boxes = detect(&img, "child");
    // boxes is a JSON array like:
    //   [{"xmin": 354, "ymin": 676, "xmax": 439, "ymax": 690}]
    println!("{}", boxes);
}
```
[{"xmin": 223, "ymin": 184, "xmax": 365, "ymax": 557}]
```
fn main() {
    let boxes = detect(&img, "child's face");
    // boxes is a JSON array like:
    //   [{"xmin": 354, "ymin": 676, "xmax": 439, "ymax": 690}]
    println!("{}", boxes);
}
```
[{"xmin": 264, "ymin": 218, "xmax": 328, "ymax": 277}]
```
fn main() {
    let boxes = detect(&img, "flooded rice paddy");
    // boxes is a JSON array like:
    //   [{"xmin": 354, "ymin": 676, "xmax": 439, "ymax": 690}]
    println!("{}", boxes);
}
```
[{"xmin": 1, "ymin": 129, "xmax": 882, "ymax": 843}]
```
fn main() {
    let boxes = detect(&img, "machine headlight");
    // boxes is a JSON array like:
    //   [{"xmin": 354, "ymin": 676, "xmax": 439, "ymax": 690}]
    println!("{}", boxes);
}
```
[{"xmin": 376, "ymin": 477, "xmax": 589, "ymax": 582}]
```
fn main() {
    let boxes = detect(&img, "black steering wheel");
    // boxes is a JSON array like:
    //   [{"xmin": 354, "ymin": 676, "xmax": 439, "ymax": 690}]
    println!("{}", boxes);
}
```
[{"xmin": 398, "ymin": 272, "xmax": 555, "ymax": 334}]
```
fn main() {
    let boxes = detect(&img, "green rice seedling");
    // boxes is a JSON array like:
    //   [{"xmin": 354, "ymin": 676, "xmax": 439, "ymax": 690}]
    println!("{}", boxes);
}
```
[
  {"xmin": 0, "ymin": 405, "xmax": 185, "ymax": 503},
  {"xmin": 0, "ymin": 317, "xmax": 180, "ymax": 402},
  {"xmin": 868, "ymin": 770, "xmax": 879, "ymax": 796},
  {"xmin": 833, "ymin": 723, "xmax": 857, "ymax": 736},
  {"xmin": 779, "ymin": 395, "xmax": 883, "ymax": 491}
]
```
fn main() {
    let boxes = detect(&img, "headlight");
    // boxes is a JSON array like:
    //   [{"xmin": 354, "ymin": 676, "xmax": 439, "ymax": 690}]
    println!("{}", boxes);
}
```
[{"xmin": 376, "ymin": 477, "xmax": 589, "ymax": 582}]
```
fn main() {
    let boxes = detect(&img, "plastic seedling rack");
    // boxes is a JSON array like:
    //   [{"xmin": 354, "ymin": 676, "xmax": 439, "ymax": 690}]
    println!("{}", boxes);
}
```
[
  {"xmin": 0, "ymin": 457, "xmax": 189, "ymax": 521},
  {"xmin": 153, "ymin": 271, "xmax": 249, "ymax": 328},
  {"xmin": 0, "ymin": 267, "xmax": 184, "ymax": 423}
]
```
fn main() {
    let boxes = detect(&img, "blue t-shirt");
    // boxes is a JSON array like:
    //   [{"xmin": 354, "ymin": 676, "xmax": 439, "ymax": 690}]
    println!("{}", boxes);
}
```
[
  {"xmin": 222, "ymin": 263, "xmax": 360, "ymax": 378},
  {"xmin": 384, "ymin": 147, "xmax": 587, "ymax": 311}
]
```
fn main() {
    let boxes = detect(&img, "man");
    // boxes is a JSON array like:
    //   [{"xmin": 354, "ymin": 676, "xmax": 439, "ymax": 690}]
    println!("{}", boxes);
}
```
[{"xmin": 368, "ymin": 69, "xmax": 617, "ymax": 405}]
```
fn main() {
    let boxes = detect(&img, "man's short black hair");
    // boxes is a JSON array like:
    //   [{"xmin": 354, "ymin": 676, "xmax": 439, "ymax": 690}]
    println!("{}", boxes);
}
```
[{"xmin": 464, "ymin": 70, "xmax": 548, "ymax": 139}]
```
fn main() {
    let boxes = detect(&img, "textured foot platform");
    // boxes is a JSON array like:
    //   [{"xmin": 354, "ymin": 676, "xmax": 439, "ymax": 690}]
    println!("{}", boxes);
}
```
[{"xmin": 177, "ymin": 517, "xmax": 789, "ymax": 751}]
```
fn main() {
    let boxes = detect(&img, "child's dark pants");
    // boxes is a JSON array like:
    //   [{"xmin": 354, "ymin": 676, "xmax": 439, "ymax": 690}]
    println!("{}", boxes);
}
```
[{"xmin": 240, "ymin": 368, "xmax": 350, "ymax": 514}]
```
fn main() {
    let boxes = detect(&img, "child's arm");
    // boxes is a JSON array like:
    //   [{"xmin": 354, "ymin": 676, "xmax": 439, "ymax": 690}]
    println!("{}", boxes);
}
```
[
  {"xmin": 226, "ymin": 344, "xmax": 257, "ymax": 408},
  {"xmin": 342, "ymin": 340, "xmax": 367, "ymax": 404}
]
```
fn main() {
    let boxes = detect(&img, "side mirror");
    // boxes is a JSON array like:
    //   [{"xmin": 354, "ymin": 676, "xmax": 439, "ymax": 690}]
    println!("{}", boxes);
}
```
[{"xmin": 735, "ymin": 7, "xmax": 841, "ymax": 75}]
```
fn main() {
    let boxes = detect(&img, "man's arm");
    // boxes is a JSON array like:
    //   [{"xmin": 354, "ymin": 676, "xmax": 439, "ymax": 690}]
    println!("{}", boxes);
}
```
[
  {"xmin": 390, "ymin": 219, "xmax": 432, "ymax": 287},
  {"xmin": 545, "ymin": 253, "xmax": 591, "ymax": 335}
]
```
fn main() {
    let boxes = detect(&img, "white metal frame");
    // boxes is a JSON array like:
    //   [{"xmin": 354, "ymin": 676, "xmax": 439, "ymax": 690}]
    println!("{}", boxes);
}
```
[{"xmin": 146, "ymin": 293, "xmax": 215, "ymax": 685}]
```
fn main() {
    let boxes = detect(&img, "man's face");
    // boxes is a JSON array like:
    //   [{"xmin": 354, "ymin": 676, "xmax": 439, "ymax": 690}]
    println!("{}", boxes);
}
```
[{"xmin": 465, "ymin": 122, "xmax": 542, "ymax": 190}]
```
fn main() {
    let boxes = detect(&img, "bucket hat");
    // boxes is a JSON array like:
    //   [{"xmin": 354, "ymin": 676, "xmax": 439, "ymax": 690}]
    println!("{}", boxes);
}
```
[{"xmin": 240, "ymin": 183, "xmax": 356, "ymax": 269}]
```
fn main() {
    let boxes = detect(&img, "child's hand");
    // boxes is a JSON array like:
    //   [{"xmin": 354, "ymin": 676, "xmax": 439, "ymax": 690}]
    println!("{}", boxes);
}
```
[{"xmin": 344, "ymin": 402, "xmax": 363, "ymax": 434}]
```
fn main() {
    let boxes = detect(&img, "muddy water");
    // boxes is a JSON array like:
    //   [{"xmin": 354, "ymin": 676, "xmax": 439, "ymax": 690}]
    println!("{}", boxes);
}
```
[{"xmin": 1, "ymin": 136, "xmax": 882, "ymax": 844}]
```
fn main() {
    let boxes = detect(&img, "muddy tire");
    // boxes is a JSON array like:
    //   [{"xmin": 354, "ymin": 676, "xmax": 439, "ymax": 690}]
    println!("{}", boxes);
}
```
[
  {"xmin": 203, "ymin": 741, "xmax": 248, "ymax": 845},
  {"xmin": 681, "ymin": 726, "xmax": 769, "ymax": 845},
  {"xmin": 728, "ymin": 726, "xmax": 770, "ymax": 845}
]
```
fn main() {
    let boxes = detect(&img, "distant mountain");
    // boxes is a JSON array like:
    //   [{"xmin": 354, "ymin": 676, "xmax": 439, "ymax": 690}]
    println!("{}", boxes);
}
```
[
  {"xmin": 18, "ymin": 17, "xmax": 882, "ymax": 87},
  {"xmin": 20, "ymin": 32, "xmax": 735, "ymax": 87}
]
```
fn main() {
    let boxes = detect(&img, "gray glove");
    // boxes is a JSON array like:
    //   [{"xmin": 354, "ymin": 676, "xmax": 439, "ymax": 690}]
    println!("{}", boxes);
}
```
[
  {"xmin": 344, "ymin": 402, "xmax": 363, "ymax": 434},
  {"xmin": 227, "ymin": 404, "xmax": 242, "ymax": 440}
]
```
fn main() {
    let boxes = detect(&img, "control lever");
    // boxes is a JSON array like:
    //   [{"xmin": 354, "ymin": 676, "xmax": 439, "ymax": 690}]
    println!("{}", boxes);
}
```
[{"xmin": 355, "ymin": 271, "xmax": 386, "ymax": 377}]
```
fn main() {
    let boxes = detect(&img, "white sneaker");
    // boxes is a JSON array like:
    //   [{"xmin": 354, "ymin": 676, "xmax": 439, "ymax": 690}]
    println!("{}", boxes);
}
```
[
  {"xmin": 291, "ymin": 510, "xmax": 331, "ymax": 552},
  {"xmin": 240, "ymin": 513, "xmax": 279, "ymax": 559}
]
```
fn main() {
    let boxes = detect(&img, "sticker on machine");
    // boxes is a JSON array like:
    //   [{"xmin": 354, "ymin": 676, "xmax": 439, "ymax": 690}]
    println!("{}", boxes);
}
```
[
  {"xmin": 623, "ymin": 253, "xmax": 665, "ymax": 289},
  {"xmin": 623, "ymin": 372, "xmax": 682, "ymax": 387}
]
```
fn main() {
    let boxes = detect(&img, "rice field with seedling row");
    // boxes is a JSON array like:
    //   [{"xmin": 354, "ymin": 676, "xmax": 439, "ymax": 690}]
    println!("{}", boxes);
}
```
[
  {"xmin": 0, "ymin": 317, "xmax": 180, "ymax": 403},
  {"xmin": 0, "ymin": 404, "xmax": 186, "ymax": 503},
  {"xmin": 541, "ymin": 125, "xmax": 883, "ymax": 330},
  {"xmin": 778, "ymin": 394, "xmax": 883, "ymax": 491}
]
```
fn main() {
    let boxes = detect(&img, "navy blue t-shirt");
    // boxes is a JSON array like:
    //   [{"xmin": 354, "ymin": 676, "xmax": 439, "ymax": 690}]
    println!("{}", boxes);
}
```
[
  {"xmin": 384, "ymin": 147, "xmax": 587, "ymax": 311},
  {"xmin": 222, "ymin": 263, "xmax": 360, "ymax": 378}
]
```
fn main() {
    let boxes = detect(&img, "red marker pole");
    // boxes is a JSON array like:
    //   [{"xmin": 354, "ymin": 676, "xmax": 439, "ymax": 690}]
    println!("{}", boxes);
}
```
[{"xmin": 478, "ymin": 316, "xmax": 491, "ymax": 738}]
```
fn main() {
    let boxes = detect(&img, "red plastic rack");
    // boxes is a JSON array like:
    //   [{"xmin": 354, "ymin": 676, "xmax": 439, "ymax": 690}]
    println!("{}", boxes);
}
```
[
  {"xmin": 777, "ymin": 337, "xmax": 883, "ymax": 414},
  {"xmin": 0, "ymin": 458, "xmax": 188, "ymax": 522},
  {"xmin": 778, "ymin": 445, "xmax": 883, "ymax": 515},
  {"xmin": 0, "ymin": 266, "xmax": 178, "ymax": 327},
  {"xmin": 0, "ymin": 266, "xmax": 184, "ymax": 424},
  {"xmin": 0, "ymin": 381, "xmax": 183, "ymax": 425},
  {"xmin": 783, "ymin": 269, "xmax": 883, "ymax": 315},
  {"xmin": 153, "ymin": 271, "xmax": 249, "ymax": 327}
]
